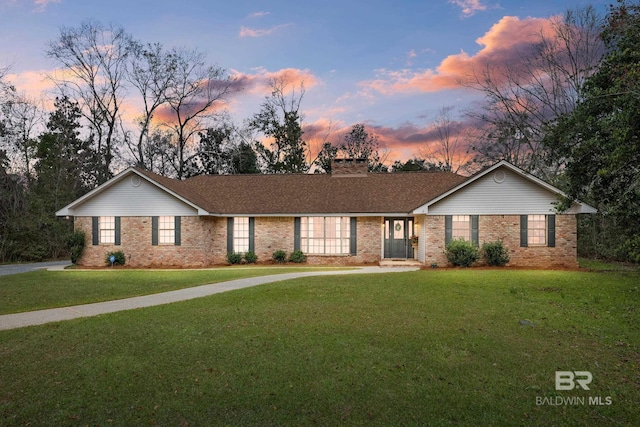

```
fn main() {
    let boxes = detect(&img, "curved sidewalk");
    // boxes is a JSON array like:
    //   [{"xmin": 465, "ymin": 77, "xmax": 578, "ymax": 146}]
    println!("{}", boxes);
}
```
[{"xmin": 0, "ymin": 266, "xmax": 418, "ymax": 331}]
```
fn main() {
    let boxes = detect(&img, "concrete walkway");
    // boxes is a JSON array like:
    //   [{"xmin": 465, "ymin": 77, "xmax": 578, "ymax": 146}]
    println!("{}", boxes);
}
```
[{"xmin": 0, "ymin": 266, "xmax": 418, "ymax": 331}]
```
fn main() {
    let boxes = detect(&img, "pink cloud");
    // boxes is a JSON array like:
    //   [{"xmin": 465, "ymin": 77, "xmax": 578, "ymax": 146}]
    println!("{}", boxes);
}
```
[
  {"xmin": 239, "ymin": 23, "xmax": 292, "ymax": 38},
  {"xmin": 6, "ymin": 69, "xmax": 56, "ymax": 103},
  {"xmin": 301, "ymin": 117, "xmax": 484, "ymax": 171},
  {"xmin": 231, "ymin": 67, "xmax": 319, "ymax": 95},
  {"xmin": 449, "ymin": 0, "xmax": 489, "ymax": 18},
  {"xmin": 361, "ymin": 15, "xmax": 555, "ymax": 94}
]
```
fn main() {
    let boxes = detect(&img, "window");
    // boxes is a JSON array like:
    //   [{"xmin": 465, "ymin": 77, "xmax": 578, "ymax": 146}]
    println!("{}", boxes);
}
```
[
  {"xmin": 99, "ymin": 216, "xmax": 115, "ymax": 244},
  {"xmin": 528, "ymin": 214, "xmax": 547, "ymax": 246},
  {"xmin": 445, "ymin": 215, "xmax": 478, "ymax": 245},
  {"xmin": 452, "ymin": 215, "xmax": 470, "ymax": 240},
  {"xmin": 520, "ymin": 215, "xmax": 555, "ymax": 248},
  {"xmin": 152, "ymin": 216, "xmax": 181, "ymax": 246},
  {"xmin": 301, "ymin": 217, "xmax": 350, "ymax": 255},
  {"xmin": 233, "ymin": 217, "xmax": 250, "ymax": 253},
  {"xmin": 158, "ymin": 216, "xmax": 175, "ymax": 245}
]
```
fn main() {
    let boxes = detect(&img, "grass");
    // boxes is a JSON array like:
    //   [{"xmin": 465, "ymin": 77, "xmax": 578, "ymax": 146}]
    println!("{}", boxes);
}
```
[
  {"xmin": 0, "ymin": 267, "xmax": 346, "ymax": 315},
  {"xmin": 0, "ymin": 268, "xmax": 638, "ymax": 426}
]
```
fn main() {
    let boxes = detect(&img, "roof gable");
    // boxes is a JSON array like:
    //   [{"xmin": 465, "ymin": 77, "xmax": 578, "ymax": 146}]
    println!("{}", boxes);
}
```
[
  {"xmin": 413, "ymin": 161, "xmax": 597, "ymax": 214},
  {"xmin": 56, "ymin": 168, "xmax": 208, "ymax": 217}
]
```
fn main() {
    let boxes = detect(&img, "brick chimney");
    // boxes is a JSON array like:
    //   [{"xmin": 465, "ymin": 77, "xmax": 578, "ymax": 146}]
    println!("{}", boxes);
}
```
[{"xmin": 331, "ymin": 158, "xmax": 368, "ymax": 176}]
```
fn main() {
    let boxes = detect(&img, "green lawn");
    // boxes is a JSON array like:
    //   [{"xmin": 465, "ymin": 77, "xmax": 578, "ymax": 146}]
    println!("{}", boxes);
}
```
[
  {"xmin": 0, "ymin": 267, "xmax": 345, "ymax": 314},
  {"xmin": 0, "ymin": 268, "xmax": 638, "ymax": 426}
]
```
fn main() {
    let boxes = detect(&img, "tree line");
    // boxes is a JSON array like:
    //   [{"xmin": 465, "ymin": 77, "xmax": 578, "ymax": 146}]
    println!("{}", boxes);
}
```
[{"xmin": 1, "ymin": 2, "xmax": 639, "ymax": 263}]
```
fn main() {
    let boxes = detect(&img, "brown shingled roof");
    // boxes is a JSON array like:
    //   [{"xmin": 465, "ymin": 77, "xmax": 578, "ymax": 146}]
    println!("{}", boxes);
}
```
[{"xmin": 135, "ymin": 168, "xmax": 468, "ymax": 215}]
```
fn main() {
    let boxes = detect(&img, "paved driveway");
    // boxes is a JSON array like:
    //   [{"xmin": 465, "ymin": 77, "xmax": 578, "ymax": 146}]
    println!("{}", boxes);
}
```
[{"xmin": 0, "ymin": 261, "xmax": 71, "ymax": 277}]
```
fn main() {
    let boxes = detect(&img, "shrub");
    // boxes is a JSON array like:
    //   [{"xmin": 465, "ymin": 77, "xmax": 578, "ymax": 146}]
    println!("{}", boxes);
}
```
[
  {"xmin": 623, "ymin": 235, "xmax": 640, "ymax": 263},
  {"xmin": 445, "ymin": 238, "xmax": 479, "ymax": 267},
  {"xmin": 288, "ymin": 250, "xmax": 307, "ymax": 263},
  {"xmin": 226, "ymin": 252, "xmax": 243, "ymax": 265},
  {"xmin": 244, "ymin": 251, "xmax": 258, "ymax": 264},
  {"xmin": 272, "ymin": 250, "xmax": 287, "ymax": 263},
  {"xmin": 482, "ymin": 240, "xmax": 510, "ymax": 266},
  {"xmin": 105, "ymin": 250, "xmax": 126, "ymax": 266},
  {"xmin": 67, "ymin": 230, "xmax": 86, "ymax": 264}
]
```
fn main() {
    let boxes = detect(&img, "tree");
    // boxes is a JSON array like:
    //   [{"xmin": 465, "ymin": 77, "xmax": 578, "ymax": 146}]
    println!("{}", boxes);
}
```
[
  {"xmin": 543, "ymin": 0, "xmax": 640, "ymax": 261},
  {"xmin": 163, "ymin": 48, "xmax": 236, "ymax": 179},
  {"xmin": 417, "ymin": 106, "xmax": 472, "ymax": 173},
  {"xmin": 186, "ymin": 124, "xmax": 233, "ymax": 176},
  {"xmin": 391, "ymin": 158, "xmax": 451, "ymax": 172},
  {"xmin": 126, "ymin": 42, "xmax": 177, "ymax": 169},
  {"xmin": 313, "ymin": 141, "xmax": 338, "ymax": 174},
  {"xmin": 0, "ymin": 94, "xmax": 43, "ymax": 177},
  {"xmin": 46, "ymin": 20, "xmax": 134, "ymax": 185},
  {"xmin": 0, "ymin": 149, "xmax": 27, "ymax": 262},
  {"xmin": 464, "ymin": 6, "xmax": 605, "ymax": 179},
  {"xmin": 21, "ymin": 96, "xmax": 94, "ymax": 260},
  {"xmin": 314, "ymin": 123, "xmax": 387, "ymax": 173},
  {"xmin": 229, "ymin": 141, "xmax": 260, "ymax": 174},
  {"xmin": 250, "ymin": 79, "xmax": 309, "ymax": 174},
  {"xmin": 33, "ymin": 96, "xmax": 94, "ymax": 206}
]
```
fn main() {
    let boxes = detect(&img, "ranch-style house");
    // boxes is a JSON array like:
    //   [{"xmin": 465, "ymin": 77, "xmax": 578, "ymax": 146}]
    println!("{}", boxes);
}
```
[{"xmin": 56, "ymin": 159, "xmax": 596, "ymax": 268}]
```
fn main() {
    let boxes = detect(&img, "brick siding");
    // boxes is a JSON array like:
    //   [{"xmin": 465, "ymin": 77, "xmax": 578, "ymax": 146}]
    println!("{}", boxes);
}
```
[
  {"xmin": 74, "ymin": 216, "xmax": 384, "ymax": 267},
  {"xmin": 423, "ymin": 214, "xmax": 578, "ymax": 268},
  {"xmin": 75, "ymin": 214, "xmax": 577, "ymax": 268}
]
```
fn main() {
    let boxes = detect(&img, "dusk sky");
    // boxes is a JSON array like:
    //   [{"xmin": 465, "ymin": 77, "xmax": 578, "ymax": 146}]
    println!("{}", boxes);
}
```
[{"xmin": 0, "ymin": 0, "xmax": 609, "ymax": 163}]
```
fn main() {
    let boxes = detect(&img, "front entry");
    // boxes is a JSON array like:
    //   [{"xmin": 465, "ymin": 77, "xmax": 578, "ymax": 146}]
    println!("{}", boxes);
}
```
[{"xmin": 384, "ymin": 218, "xmax": 414, "ymax": 259}]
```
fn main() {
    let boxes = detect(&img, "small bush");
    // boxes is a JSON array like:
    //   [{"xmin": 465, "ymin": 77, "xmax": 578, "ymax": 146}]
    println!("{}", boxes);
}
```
[
  {"xmin": 288, "ymin": 250, "xmax": 307, "ymax": 263},
  {"xmin": 67, "ymin": 230, "xmax": 86, "ymax": 264},
  {"xmin": 623, "ymin": 235, "xmax": 640, "ymax": 263},
  {"xmin": 445, "ymin": 238, "xmax": 479, "ymax": 267},
  {"xmin": 244, "ymin": 251, "xmax": 258, "ymax": 264},
  {"xmin": 272, "ymin": 250, "xmax": 287, "ymax": 263},
  {"xmin": 226, "ymin": 252, "xmax": 243, "ymax": 265},
  {"xmin": 482, "ymin": 241, "xmax": 510, "ymax": 266},
  {"xmin": 105, "ymin": 250, "xmax": 126, "ymax": 266}
]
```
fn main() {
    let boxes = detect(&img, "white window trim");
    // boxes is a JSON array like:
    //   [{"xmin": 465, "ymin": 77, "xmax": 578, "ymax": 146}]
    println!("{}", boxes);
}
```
[
  {"xmin": 99, "ymin": 216, "xmax": 115, "ymax": 245},
  {"xmin": 301, "ymin": 217, "xmax": 350, "ymax": 255},
  {"xmin": 452, "ymin": 215, "xmax": 471, "ymax": 241},
  {"xmin": 528, "ymin": 214, "xmax": 547, "ymax": 246},
  {"xmin": 158, "ymin": 216, "xmax": 175, "ymax": 245},
  {"xmin": 233, "ymin": 217, "xmax": 250, "ymax": 253}
]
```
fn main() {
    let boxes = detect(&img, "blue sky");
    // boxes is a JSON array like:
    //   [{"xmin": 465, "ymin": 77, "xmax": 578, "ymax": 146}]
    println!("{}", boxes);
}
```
[{"xmin": 0, "ymin": 0, "xmax": 608, "ymax": 162}]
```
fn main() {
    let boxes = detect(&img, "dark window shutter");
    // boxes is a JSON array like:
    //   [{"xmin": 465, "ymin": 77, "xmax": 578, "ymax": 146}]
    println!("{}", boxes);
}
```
[
  {"xmin": 227, "ymin": 218, "xmax": 234, "ymax": 253},
  {"xmin": 249, "ymin": 217, "xmax": 255, "ymax": 252},
  {"xmin": 547, "ymin": 215, "xmax": 555, "ymax": 247},
  {"xmin": 350, "ymin": 217, "xmax": 357, "ymax": 255},
  {"xmin": 92, "ymin": 217, "xmax": 99, "ymax": 245},
  {"xmin": 520, "ymin": 215, "xmax": 528, "ymax": 247},
  {"xmin": 294, "ymin": 217, "xmax": 301, "ymax": 251},
  {"xmin": 471, "ymin": 215, "xmax": 479, "ymax": 246},
  {"xmin": 445, "ymin": 215, "xmax": 452, "ymax": 245},
  {"xmin": 152, "ymin": 216, "xmax": 159, "ymax": 246},
  {"xmin": 114, "ymin": 217, "xmax": 121, "ymax": 246},
  {"xmin": 174, "ymin": 216, "xmax": 181, "ymax": 246}
]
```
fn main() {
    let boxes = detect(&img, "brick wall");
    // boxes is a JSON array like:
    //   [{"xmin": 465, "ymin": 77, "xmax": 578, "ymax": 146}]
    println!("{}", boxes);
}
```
[
  {"xmin": 75, "ymin": 216, "xmax": 213, "ymax": 268},
  {"xmin": 423, "ymin": 214, "xmax": 578, "ymax": 268},
  {"xmin": 74, "ymin": 215, "xmax": 384, "ymax": 267}
]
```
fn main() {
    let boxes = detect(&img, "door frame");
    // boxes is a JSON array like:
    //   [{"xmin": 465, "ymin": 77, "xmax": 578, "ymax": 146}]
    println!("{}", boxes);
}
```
[{"xmin": 383, "ymin": 217, "xmax": 414, "ymax": 259}]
